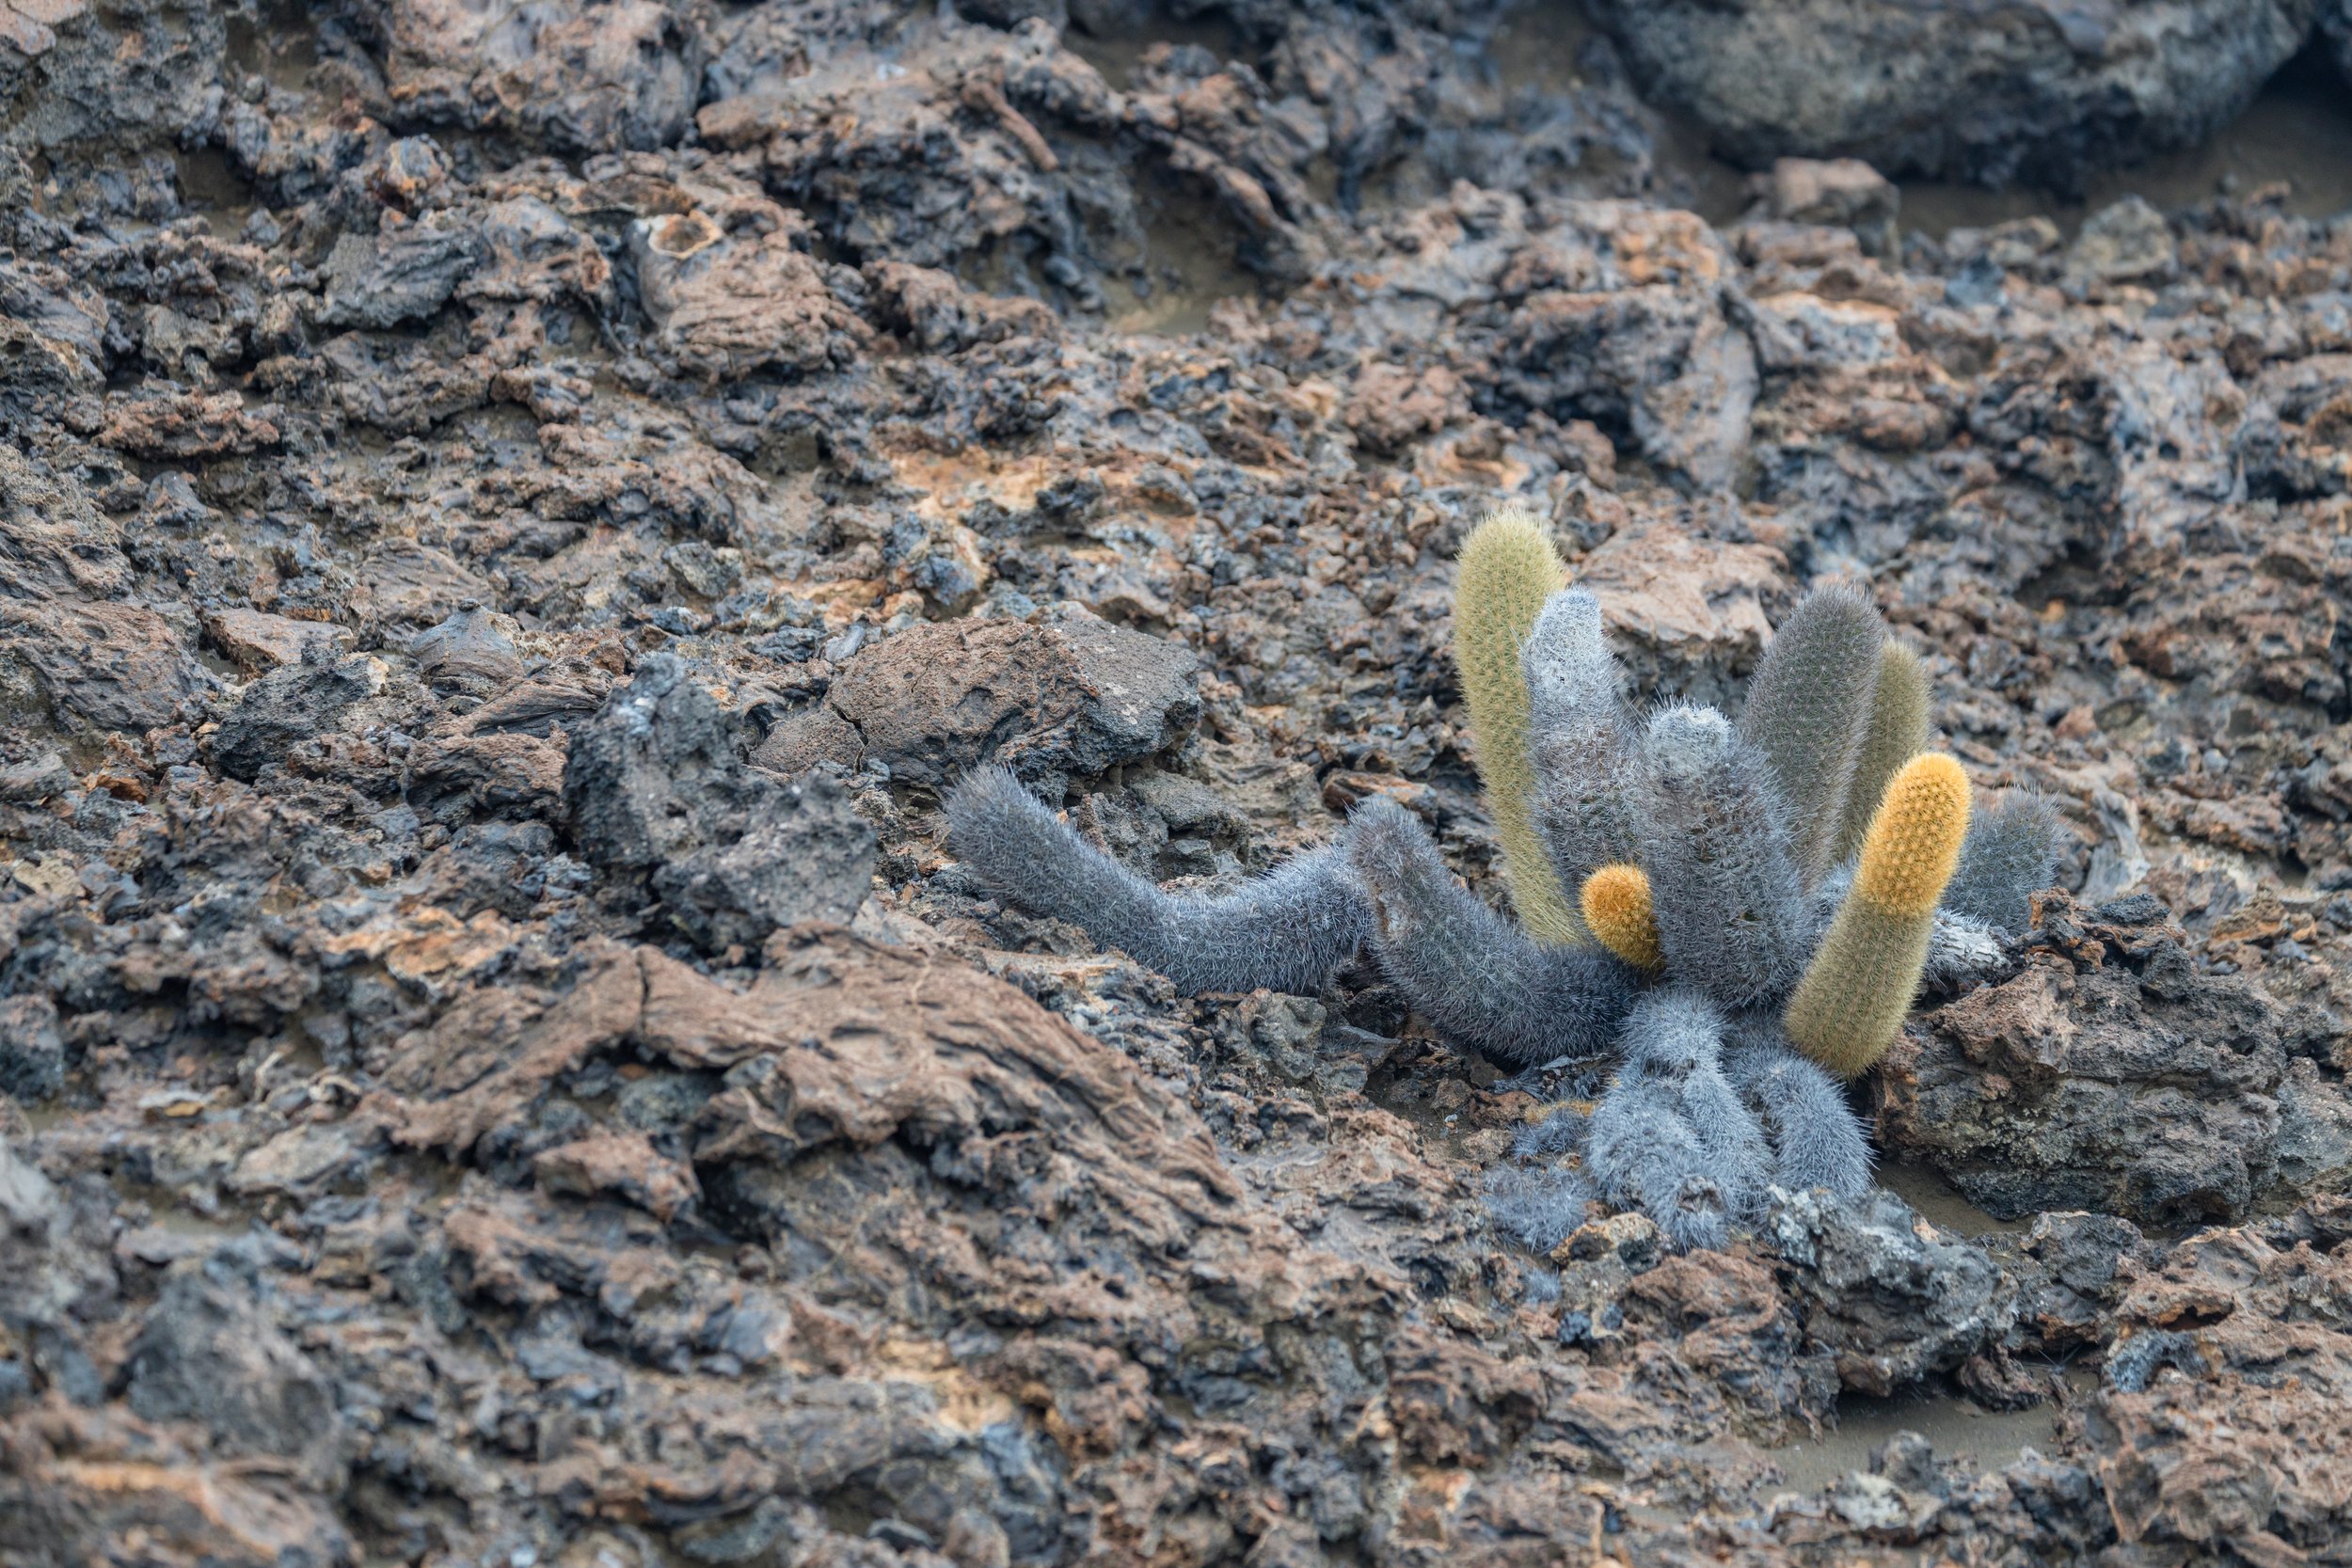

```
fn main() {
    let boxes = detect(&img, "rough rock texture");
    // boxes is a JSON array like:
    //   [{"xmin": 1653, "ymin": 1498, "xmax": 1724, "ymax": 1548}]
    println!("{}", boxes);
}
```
[
  {"xmin": 1764, "ymin": 1187, "xmax": 2019, "ymax": 1396},
  {"xmin": 1879, "ymin": 891, "xmax": 2347, "ymax": 1226},
  {"xmin": 763, "ymin": 605, "xmax": 1203, "ymax": 790},
  {"xmin": 1585, "ymin": 0, "xmax": 2320, "ymax": 188},
  {"xmin": 0, "ymin": 1, "xmax": 2349, "ymax": 1564},
  {"xmin": 563, "ymin": 654, "xmax": 878, "ymax": 950}
]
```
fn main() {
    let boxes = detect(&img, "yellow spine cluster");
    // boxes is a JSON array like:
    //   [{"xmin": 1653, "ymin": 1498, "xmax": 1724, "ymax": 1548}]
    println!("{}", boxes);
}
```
[
  {"xmin": 1785, "ymin": 754, "xmax": 1972, "ymax": 1078},
  {"xmin": 1580, "ymin": 863, "xmax": 1663, "ymax": 972},
  {"xmin": 1454, "ymin": 508, "xmax": 1579, "ymax": 944}
]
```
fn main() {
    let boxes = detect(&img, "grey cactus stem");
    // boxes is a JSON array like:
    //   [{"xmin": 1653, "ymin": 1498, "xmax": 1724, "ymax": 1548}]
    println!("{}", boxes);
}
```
[
  {"xmin": 945, "ymin": 766, "xmax": 1369, "ymax": 996},
  {"xmin": 1638, "ymin": 704, "xmax": 1809, "ymax": 1007},
  {"xmin": 1346, "ymin": 797, "xmax": 1636, "ymax": 1067},
  {"xmin": 1944, "ymin": 792, "xmax": 2064, "ymax": 933},
  {"xmin": 1523, "ymin": 588, "xmax": 1646, "ymax": 904},
  {"xmin": 1738, "ymin": 584, "xmax": 1886, "ymax": 882}
]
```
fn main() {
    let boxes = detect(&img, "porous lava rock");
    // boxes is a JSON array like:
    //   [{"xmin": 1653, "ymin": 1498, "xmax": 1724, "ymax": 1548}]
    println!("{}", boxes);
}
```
[
  {"xmin": 1584, "ymin": 0, "xmax": 2318, "ymax": 188},
  {"xmin": 0, "ymin": 1, "xmax": 2348, "ymax": 1561}
]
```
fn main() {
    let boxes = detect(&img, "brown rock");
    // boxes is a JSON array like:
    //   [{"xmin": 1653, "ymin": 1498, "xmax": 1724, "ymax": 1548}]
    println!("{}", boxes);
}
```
[
  {"xmin": 199, "ymin": 607, "xmax": 351, "ymax": 675},
  {"xmin": 782, "ymin": 606, "xmax": 1201, "ymax": 790},
  {"xmin": 532, "ymin": 1130, "xmax": 701, "ymax": 1220}
]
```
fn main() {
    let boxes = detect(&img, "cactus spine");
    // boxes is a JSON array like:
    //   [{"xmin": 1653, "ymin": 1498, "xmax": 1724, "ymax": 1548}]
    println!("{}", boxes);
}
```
[
  {"xmin": 1454, "ymin": 508, "xmax": 1579, "ymax": 944},
  {"xmin": 1524, "ymin": 589, "xmax": 1645, "ymax": 900},
  {"xmin": 1639, "ymin": 705, "xmax": 1809, "ymax": 1007},
  {"xmin": 1944, "ymin": 792, "xmax": 2064, "ymax": 933},
  {"xmin": 1785, "ymin": 753, "xmax": 1973, "ymax": 1078},
  {"xmin": 1836, "ymin": 642, "xmax": 1931, "ymax": 864},
  {"xmin": 1581, "ymin": 863, "xmax": 1662, "ymax": 972},
  {"xmin": 1736, "ymin": 585, "xmax": 1886, "ymax": 884}
]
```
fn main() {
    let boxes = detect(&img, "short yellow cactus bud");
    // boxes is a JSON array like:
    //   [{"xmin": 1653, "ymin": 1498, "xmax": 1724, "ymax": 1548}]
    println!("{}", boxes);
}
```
[{"xmin": 1581, "ymin": 863, "xmax": 1662, "ymax": 972}]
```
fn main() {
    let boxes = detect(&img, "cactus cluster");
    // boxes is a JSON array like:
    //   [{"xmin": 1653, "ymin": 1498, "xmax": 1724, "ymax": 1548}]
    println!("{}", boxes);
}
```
[{"xmin": 944, "ymin": 508, "xmax": 2061, "ymax": 1252}]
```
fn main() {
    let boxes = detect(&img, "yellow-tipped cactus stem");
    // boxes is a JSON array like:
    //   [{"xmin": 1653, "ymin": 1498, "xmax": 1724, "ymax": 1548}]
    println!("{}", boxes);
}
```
[
  {"xmin": 1835, "ymin": 642, "xmax": 1931, "ymax": 863},
  {"xmin": 1785, "ymin": 753, "xmax": 1972, "ymax": 1078},
  {"xmin": 1454, "ymin": 507, "xmax": 1580, "ymax": 944},
  {"xmin": 1853, "ymin": 753, "xmax": 1971, "ymax": 914},
  {"xmin": 1581, "ymin": 863, "xmax": 1663, "ymax": 971}
]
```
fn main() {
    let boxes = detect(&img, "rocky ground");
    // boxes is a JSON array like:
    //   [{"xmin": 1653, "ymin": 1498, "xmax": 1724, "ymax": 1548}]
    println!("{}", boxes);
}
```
[{"xmin": 3, "ymin": 2, "xmax": 2352, "ymax": 1564}]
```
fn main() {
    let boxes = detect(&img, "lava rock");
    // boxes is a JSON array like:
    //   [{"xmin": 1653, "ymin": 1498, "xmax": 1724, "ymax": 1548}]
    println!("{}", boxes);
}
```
[
  {"xmin": 209, "ymin": 646, "xmax": 381, "ymax": 783},
  {"xmin": 410, "ymin": 604, "xmax": 523, "ymax": 689},
  {"xmin": 1756, "ymin": 156, "xmax": 1899, "ymax": 254},
  {"xmin": 768, "ymin": 605, "xmax": 1202, "ymax": 792},
  {"xmin": 2064, "ymin": 197, "xmax": 2176, "ymax": 285},
  {"xmin": 375, "ymin": 0, "xmax": 704, "ymax": 153},
  {"xmin": 1583, "ymin": 0, "xmax": 2316, "ymax": 187},
  {"xmin": 0, "ymin": 996, "xmax": 65, "ymax": 1102},
  {"xmin": 1994, "ymin": 1210, "xmax": 2160, "ymax": 1359},
  {"xmin": 1880, "ymin": 895, "xmax": 2314, "ymax": 1227},
  {"xmin": 650, "ymin": 771, "xmax": 876, "ymax": 951},
  {"xmin": 562, "ymin": 654, "xmax": 876, "ymax": 949},
  {"xmin": 0, "ymin": 753, "xmax": 70, "ymax": 803},
  {"xmin": 124, "ymin": 1261, "xmax": 346, "ymax": 1485},
  {"xmin": 316, "ymin": 213, "xmax": 489, "ymax": 328},
  {"xmin": 0, "ymin": 1140, "xmax": 66, "ymax": 1334},
  {"xmin": 562, "ymin": 653, "xmax": 772, "ymax": 875},
  {"xmin": 1764, "ymin": 1187, "xmax": 2018, "ymax": 1396}
]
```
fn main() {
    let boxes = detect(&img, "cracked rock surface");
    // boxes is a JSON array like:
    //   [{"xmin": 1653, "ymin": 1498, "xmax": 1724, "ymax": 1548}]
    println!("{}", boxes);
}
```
[{"xmin": 2, "ymin": 1, "xmax": 2351, "ymax": 1564}]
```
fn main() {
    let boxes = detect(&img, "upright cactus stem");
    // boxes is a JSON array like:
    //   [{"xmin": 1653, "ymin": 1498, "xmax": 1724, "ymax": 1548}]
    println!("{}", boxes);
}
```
[
  {"xmin": 1785, "ymin": 753, "xmax": 1974, "ymax": 1078},
  {"xmin": 1639, "ymin": 704, "xmax": 1809, "ymax": 1007},
  {"xmin": 1454, "ymin": 507, "xmax": 1580, "ymax": 944},
  {"xmin": 1836, "ymin": 641, "xmax": 1931, "ymax": 864},
  {"xmin": 1581, "ymin": 863, "xmax": 1663, "ymax": 972},
  {"xmin": 1524, "ymin": 588, "xmax": 1645, "ymax": 896},
  {"xmin": 1737, "ymin": 584, "xmax": 1886, "ymax": 885}
]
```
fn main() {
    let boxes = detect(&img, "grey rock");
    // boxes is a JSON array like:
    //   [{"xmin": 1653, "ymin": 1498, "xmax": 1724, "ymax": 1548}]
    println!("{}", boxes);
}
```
[
  {"xmin": 563, "ymin": 653, "xmax": 769, "ymax": 875},
  {"xmin": 0, "ymin": 995, "xmax": 66, "ymax": 1102},
  {"xmin": 0, "ymin": 752, "xmax": 71, "ymax": 803},
  {"xmin": 803, "ymin": 605, "xmax": 1202, "ymax": 792},
  {"xmin": 1765, "ymin": 1186, "xmax": 2018, "ymax": 1396},
  {"xmin": 1994, "ymin": 1210, "xmax": 2159, "ymax": 1358},
  {"xmin": 651, "ymin": 772, "xmax": 877, "ymax": 952},
  {"xmin": 1584, "ymin": 0, "xmax": 2318, "ymax": 188},
  {"xmin": 0, "ymin": 1138, "xmax": 66, "ymax": 1332},
  {"xmin": 0, "ymin": 1148, "xmax": 119, "ymax": 1409},
  {"xmin": 1881, "ymin": 895, "xmax": 2309, "ymax": 1227},
  {"xmin": 125, "ymin": 1262, "xmax": 347, "ymax": 1484},
  {"xmin": 2065, "ymin": 197, "xmax": 2176, "ymax": 284},
  {"xmin": 1758, "ymin": 156, "xmax": 1899, "ymax": 255},
  {"xmin": 563, "ymin": 654, "xmax": 878, "ymax": 951},
  {"xmin": 1498, "ymin": 277, "xmax": 1757, "ymax": 491},
  {"xmin": 317, "ymin": 214, "xmax": 490, "ymax": 329},
  {"xmin": 210, "ymin": 647, "xmax": 380, "ymax": 783}
]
